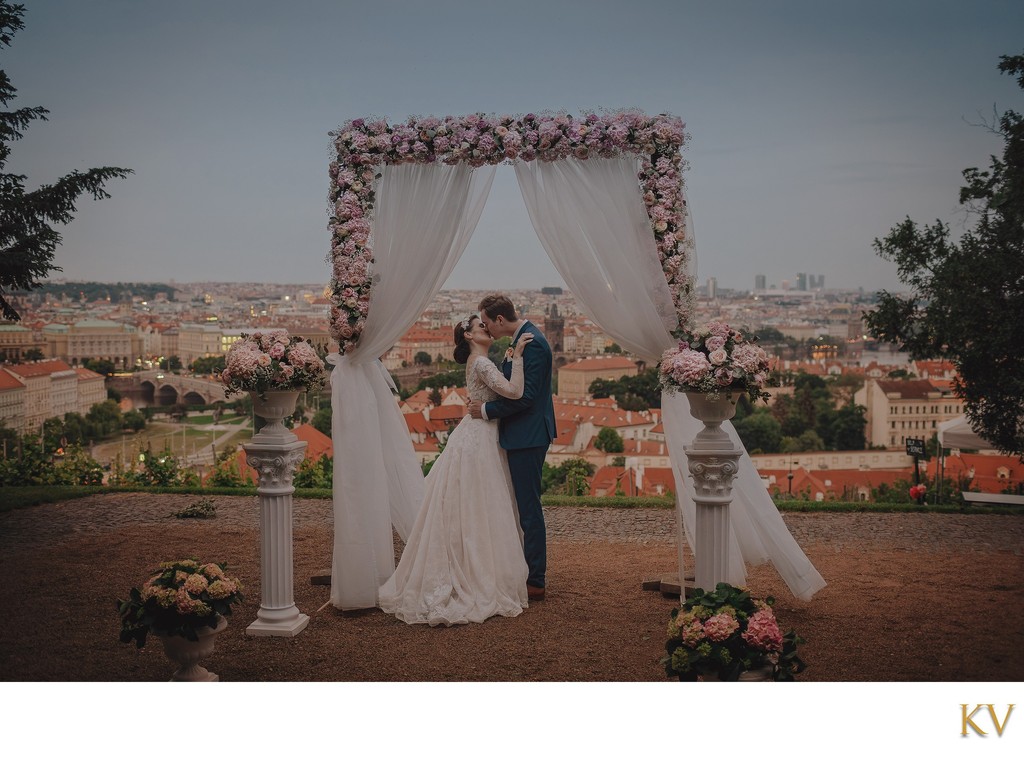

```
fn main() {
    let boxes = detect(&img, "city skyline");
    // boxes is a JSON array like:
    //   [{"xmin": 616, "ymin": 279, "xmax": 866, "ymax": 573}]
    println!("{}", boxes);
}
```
[{"xmin": 6, "ymin": 1, "xmax": 1022, "ymax": 294}]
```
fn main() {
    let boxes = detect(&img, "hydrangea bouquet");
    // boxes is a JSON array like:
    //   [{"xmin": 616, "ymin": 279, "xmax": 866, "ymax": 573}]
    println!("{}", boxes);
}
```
[
  {"xmin": 220, "ymin": 330, "xmax": 327, "ymax": 398},
  {"xmin": 658, "ymin": 321, "xmax": 771, "ymax": 403},
  {"xmin": 663, "ymin": 583, "xmax": 805, "ymax": 682},
  {"xmin": 117, "ymin": 559, "xmax": 244, "ymax": 648}
]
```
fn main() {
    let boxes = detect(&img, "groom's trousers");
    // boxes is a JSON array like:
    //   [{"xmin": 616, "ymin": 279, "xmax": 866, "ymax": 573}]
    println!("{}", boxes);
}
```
[{"xmin": 506, "ymin": 445, "xmax": 548, "ymax": 588}]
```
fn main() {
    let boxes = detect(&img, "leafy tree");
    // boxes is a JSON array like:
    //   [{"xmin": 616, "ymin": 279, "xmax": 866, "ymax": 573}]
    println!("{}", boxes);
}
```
[
  {"xmin": 588, "ymin": 368, "xmax": 661, "ymax": 410},
  {"xmin": 734, "ymin": 408, "xmax": 783, "ymax": 454},
  {"xmin": 594, "ymin": 426, "xmax": 624, "ymax": 453},
  {"xmin": 828, "ymin": 404, "xmax": 867, "ymax": 451},
  {"xmin": 604, "ymin": 342, "xmax": 623, "ymax": 354},
  {"xmin": 542, "ymin": 457, "xmax": 594, "ymax": 495},
  {"xmin": 160, "ymin": 355, "xmax": 182, "ymax": 372},
  {"xmin": 428, "ymin": 387, "xmax": 441, "ymax": 406},
  {"xmin": 311, "ymin": 406, "xmax": 332, "ymax": 437},
  {"xmin": 863, "ymin": 53, "xmax": 1024, "ymax": 457},
  {"xmin": 191, "ymin": 355, "xmax": 226, "ymax": 375},
  {"xmin": 83, "ymin": 358, "xmax": 115, "ymax": 376},
  {"xmin": 122, "ymin": 409, "xmax": 146, "ymax": 432},
  {"xmin": 414, "ymin": 351, "xmax": 432, "ymax": 366},
  {"xmin": 416, "ymin": 369, "xmax": 464, "ymax": 391},
  {"xmin": 106, "ymin": 387, "xmax": 121, "ymax": 402},
  {"xmin": 0, "ymin": 2, "xmax": 131, "ymax": 321},
  {"xmin": 85, "ymin": 399, "xmax": 123, "ymax": 439},
  {"xmin": 23, "ymin": 346, "xmax": 41, "ymax": 360},
  {"xmin": 589, "ymin": 377, "xmax": 622, "ymax": 400}
]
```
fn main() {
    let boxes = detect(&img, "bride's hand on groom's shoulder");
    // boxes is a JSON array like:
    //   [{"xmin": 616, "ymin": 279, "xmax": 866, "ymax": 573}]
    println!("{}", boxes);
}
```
[{"xmin": 513, "ymin": 333, "xmax": 534, "ymax": 358}]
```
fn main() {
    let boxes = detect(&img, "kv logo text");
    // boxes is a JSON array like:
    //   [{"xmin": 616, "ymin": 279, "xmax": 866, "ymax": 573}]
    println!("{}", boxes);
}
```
[{"xmin": 961, "ymin": 704, "xmax": 1014, "ymax": 737}]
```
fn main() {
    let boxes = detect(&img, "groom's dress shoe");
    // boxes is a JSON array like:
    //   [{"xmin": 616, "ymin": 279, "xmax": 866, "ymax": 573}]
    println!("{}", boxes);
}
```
[{"xmin": 527, "ymin": 585, "xmax": 545, "ymax": 601}]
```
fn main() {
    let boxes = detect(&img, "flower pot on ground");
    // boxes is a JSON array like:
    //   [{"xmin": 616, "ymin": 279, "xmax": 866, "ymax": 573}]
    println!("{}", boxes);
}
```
[
  {"xmin": 158, "ymin": 614, "xmax": 228, "ymax": 682},
  {"xmin": 663, "ymin": 582, "xmax": 805, "ymax": 682},
  {"xmin": 117, "ymin": 559, "xmax": 244, "ymax": 680}
]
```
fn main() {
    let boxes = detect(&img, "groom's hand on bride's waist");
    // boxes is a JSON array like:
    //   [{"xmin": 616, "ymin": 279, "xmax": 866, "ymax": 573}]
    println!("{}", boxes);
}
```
[{"xmin": 468, "ymin": 401, "xmax": 483, "ymax": 419}]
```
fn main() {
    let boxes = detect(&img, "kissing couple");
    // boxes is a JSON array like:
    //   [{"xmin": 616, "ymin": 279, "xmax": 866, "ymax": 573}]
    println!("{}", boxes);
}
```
[{"xmin": 378, "ymin": 293, "xmax": 557, "ymax": 625}]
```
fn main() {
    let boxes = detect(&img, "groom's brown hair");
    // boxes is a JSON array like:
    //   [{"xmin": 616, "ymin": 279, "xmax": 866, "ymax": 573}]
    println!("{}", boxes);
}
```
[{"xmin": 479, "ymin": 293, "xmax": 517, "ymax": 322}]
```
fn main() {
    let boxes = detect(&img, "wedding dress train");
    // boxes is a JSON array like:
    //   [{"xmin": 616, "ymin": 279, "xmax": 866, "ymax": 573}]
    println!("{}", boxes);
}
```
[{"xmin": 378, "ymin": 355, "xmax": 529, "ymax": 625}]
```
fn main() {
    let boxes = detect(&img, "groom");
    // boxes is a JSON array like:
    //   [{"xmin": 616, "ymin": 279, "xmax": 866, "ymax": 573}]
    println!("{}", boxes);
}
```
[{"xmin": 469, "ymin": 293, "xmax": 556, "ymax": 600}]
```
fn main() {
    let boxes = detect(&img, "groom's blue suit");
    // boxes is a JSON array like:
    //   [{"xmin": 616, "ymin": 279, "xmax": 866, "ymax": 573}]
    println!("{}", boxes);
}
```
[{"xmin": 483, "ymin": 321, "xmax": 556, "ymax": 589}]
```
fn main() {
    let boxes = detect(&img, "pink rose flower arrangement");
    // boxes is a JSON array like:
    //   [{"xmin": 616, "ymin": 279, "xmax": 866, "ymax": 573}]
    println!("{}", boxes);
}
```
[
  {"xmin": 118, "ymin": 559, "xmax": 245, "ymax": 648},
  {"xmin": 220, "ymin": 331, "xmax": 327, "ymax": 398},
  {"xmin": 663, "ymin": 583, "xmax": 805, "ymax": 682},
  {"xmin": 658, "ymin": 321, "xmax": 772, "ymax": 403},
  {"xmin": 328, "ymin": 110, "xmax": 694, "ymax": 355}
]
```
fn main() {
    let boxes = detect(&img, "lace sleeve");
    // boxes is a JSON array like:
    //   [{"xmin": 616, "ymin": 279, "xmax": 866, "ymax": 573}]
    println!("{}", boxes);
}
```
[{"xmin": 474, "ymin": 357, "xmax": 525, "ymax": 399}]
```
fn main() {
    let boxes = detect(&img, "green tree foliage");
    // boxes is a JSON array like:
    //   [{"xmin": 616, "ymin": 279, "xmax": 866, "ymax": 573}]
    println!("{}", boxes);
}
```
[
  {"xmin": 863, "ymin": 54, "xmax": 1024, "ymax": 457},
  {"xmin": 734, "ymin": 408, "xmax": 783, "ymax": 454},
  {"xmin": 541, "ymin": 457, "xmax": 594, "ymax": 495},
  {"xmin": 122, "ymin": 409, "xmax": 147, "ymax": 432},
  {"xmin": 293, "ymin": 454, "xmax": 332, "ymax": 488},
  {"xmin": 414, "ymin": 351, "xmax": 432, "ymax": 366},
  {"xmin": 416, "ymin": 369, "xmax": 465, "ymax": 391},
  {"xmin": 190, "ymin": 355, "xmax": 226, "ymax": 375},
  {"xmin": 0, "ymin": 2, "xmax": 131, "ymax": 321},
  {"xmin": 85, "ymin": 399, "xmax": 123, "ymax": 439},
  {"xmin": 160, "ymin": 355, "xmax": 182, "ymax": 372},
  {"xmin": 115, "ymin": 446, "xmax": 197, "ymax": 487},
  {"xmin": 83, "ymin": 358, "xmax": 115, "ymax": 376},
  {"xmin": 0, "ymin": 434, "xmax": 103, "ymax": 486},
  {"xmin": 311, "ymin": 406, "xmax": 332, "ymax": 437},
  {"xmin": 603, "ymin": 342, "xmax": 623, "ymax": 354},
  {"xmin": 768, "ymin": 372, "xmax": 867, "ymax": 452},
  {"xmin": 594, "ymin": 426, "xmax": 625, "ymax": 453},
  {"xmin": 588, "ymin": 368, "xmax": 661, "ymax": 410}
]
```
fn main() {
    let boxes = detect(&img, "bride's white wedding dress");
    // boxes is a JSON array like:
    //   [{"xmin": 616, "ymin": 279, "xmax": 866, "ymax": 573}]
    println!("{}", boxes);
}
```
[{"xmin": 378, "ymin": 355, "xmax": 530, "ymax": 625}]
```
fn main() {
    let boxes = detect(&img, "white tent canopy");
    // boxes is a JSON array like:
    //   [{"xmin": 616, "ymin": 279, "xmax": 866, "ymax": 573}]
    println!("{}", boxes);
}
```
[{"xmin": 937, "ymin": 415, "xmax": 994, "ymax": 451}]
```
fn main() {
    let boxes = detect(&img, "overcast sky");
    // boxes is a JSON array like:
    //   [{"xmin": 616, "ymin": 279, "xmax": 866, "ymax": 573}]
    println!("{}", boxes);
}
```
[{"xmin": 5, "ymin": 0, "xmax": 1022, "ymax": 293}]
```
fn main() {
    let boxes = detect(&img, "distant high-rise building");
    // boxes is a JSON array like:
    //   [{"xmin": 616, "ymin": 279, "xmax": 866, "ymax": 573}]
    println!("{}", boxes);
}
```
[
  {"xmin": 754, "ymin": 274, "xmax": 766, "ymax": 291},
  {"xmin": 707, "ymin": 277, "xmax": 717, "ymax": 300},
  {"xmin": 796, "ymin": 273, "xmax": 808, "ymax": 291},
  {"xmin": 810, "ymin": 274, "xmax": 825, "ymax": 290}
]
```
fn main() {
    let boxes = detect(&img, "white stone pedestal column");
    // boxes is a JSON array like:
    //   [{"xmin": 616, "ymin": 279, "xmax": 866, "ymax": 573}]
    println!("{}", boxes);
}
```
[
  {"xmin": 684, "ymin": 392, "xmax": 742, "ymax": 593},
  {"xmin": 243, "ymin": 390, "xmax": 310, "ymax": 637}
]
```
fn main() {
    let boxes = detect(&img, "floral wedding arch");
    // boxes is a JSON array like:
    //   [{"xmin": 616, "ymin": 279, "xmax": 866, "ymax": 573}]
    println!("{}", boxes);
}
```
[{"xmin": 324, "ymin": 111, "xmax": 824, "ymax": 611}]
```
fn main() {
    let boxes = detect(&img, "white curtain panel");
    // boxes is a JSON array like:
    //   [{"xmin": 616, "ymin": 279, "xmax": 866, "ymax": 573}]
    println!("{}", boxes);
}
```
[
  {"xmin": 329, "ymin": 161, "xmax": 496, "ymax": 609},
  {"xmin": 515, "ymin": 156, "xmax": 824, "ymax": 600}
]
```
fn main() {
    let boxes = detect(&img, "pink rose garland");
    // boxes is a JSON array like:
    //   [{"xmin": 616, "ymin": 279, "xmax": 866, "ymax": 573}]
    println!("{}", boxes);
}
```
[{"xmin": 328, "ymin": 110, "xmax": 694, "ymax": 355}]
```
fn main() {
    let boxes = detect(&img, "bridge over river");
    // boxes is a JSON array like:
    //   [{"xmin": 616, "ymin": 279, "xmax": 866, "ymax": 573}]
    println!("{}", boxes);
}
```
[{"xmin": 111, "ymin": 370, "xmax": 228, "ymax": 407}]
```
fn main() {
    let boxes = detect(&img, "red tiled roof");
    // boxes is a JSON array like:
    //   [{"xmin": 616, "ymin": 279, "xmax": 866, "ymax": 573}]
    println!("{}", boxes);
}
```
[
  {"xmin": 0, "ymin": 368, "xmax": 26, "ymax": 390},
  {"xmin": 74, "ymin": 367, "xmax": 104, "ymax": 380},
  {"xmin": 7, "ymin": 359, "xmax": 73, "ymax": 377},
  {"xmin": 874, "ymin": 379, "xmax": 939, "ymax": 398}
]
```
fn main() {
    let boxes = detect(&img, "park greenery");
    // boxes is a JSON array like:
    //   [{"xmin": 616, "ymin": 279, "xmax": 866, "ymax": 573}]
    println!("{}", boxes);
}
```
[
  {"xmin": 864, "ymin": 53, "xmax": 1024, "ymax": 458},
  {"xmin": 0, "ymin": 1, "xmax": 131, "ymax": 322}
]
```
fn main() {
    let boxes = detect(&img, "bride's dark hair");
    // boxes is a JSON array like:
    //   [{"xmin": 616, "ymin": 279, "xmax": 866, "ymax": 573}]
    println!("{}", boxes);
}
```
[{"xmin": 453, "ymin": 316, "xmax": 477, "ymax": 365}]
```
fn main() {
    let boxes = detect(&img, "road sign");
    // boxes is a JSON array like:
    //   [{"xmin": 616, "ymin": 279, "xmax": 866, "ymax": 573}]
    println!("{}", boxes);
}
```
[{"xmin": 905, "ymin": 438, "xmax": 926, "ymax": 457}]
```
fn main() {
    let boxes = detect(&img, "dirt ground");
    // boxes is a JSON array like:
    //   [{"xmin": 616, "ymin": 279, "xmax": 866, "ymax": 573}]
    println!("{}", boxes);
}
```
[{"xmin": 1, "ymin": 493, "xmax": 1022, "ymax": 682}]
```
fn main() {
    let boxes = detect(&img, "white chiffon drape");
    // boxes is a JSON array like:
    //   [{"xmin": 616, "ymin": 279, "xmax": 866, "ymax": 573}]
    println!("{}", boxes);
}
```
[
  {"xmin": 328, "ymin": 161, "xmax": 496, "ymax": 610},
  {"xmin": 514, "ymin": 156, "xmax": 825, "ymax": 600}
]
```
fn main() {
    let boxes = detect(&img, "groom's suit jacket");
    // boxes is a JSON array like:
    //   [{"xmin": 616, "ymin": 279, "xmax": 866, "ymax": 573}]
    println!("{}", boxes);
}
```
[{"xmin": 483, "ymin": 321, "xmax": 557, "ymax": 450}]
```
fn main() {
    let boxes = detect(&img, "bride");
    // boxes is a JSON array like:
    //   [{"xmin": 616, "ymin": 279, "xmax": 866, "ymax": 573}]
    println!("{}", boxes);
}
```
[{"xmin": 378, "ymin": 315, "xmax": 534, "ymax": 625}]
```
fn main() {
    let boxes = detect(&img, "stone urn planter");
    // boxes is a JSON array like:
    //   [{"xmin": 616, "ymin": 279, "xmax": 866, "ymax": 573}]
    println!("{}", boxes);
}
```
[{"xmin": 158, "ymin": 615, "xmax": 228, "ymax": 682}]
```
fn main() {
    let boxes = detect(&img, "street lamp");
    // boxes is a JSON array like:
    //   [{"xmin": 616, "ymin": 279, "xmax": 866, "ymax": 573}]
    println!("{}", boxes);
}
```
[{"xmin": 787, "ymin": 460, "xmax": 796, "ymax": 497}]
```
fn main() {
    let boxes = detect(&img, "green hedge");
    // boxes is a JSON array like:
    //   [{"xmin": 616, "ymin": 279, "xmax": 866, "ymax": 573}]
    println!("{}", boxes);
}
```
[{"xmin": 3, "ymin": 486, "xmax": 1021, "ymax": 516}]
